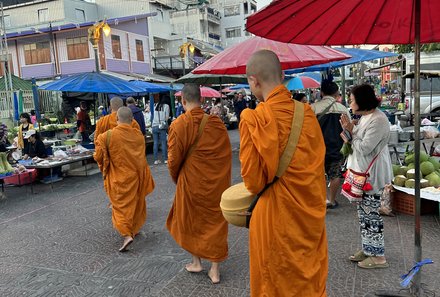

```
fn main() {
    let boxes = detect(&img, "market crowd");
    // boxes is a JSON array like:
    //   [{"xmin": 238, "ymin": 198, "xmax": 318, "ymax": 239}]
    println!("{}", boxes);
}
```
[{"xmin": 92, "ymin": 49, "xmax": 393, "ymax": 296}]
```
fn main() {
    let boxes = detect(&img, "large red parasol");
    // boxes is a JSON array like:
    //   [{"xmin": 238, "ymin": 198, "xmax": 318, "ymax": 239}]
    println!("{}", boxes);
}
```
[
  {"xmin": 247, "ymin": 0, "xmax": 440, "ymax": 296},
  {"xmin": 192, "ymin": 37, "xmax": 350, "ymax": 75},
  {"xmin": 175, "ymin": 86, "xmax": 221, "ymax": 98},
  {"xmin": 246, "ymin": 0, "xmax": 440, "ymax": 45}
]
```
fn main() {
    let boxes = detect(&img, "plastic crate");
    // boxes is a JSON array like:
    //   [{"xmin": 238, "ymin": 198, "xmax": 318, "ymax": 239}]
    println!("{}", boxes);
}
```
[
  {"xmin": 392, "ymin": 190, "xmax": 438, "ymax": 216},
  {"xmin": 3, "ymin": 169, "xmax": 37, "ymax": 185}
]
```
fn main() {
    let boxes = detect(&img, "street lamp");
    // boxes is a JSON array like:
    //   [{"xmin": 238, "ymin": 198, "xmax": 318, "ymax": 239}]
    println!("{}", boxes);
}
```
[
  {"xmin": 179, "ymin": 42, "xmax": 195, "ymax": 76},
  {"xmin": 88, "ymin": 20, "xmax": 111, "ymax": 73}
]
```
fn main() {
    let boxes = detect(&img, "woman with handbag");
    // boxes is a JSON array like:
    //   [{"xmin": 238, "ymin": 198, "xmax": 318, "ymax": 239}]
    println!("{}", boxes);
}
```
[
  {"xmin": 151, "ymin": 95, "xmax": 170, "ymax": 165},
  {"xmin": 340, "ymin": 84, "xmax": 393, "ymax": 269}
]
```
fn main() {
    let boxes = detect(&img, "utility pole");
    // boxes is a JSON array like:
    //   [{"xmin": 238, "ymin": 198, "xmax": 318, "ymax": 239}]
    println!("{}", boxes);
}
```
[{"xmin": 0, "ymin": 2, "xmax": 14, "ymax": 121}]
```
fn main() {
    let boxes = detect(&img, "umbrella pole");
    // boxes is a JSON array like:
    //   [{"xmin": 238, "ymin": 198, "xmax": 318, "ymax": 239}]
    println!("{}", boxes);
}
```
[
  {"xmin": 429, "ymin": 78, "xmax": 432, "ymax": 120},
  {"xmin": 413, "ymin": 0, "xmax": 422, "ymax": 295}
]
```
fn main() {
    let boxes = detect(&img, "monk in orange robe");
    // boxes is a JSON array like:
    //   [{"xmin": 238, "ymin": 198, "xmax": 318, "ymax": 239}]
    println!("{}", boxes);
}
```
[
  {"xmin": 241, "ymin": 50, "xmax": 328, "ymax": 296},
  {"xmin": 94, "ymin": 97, "xmax": 140, "ymax": 142},
  {"xmin": 94, "ymin": 107, "xmax": 155, "ymax": 252},
  {"xmin": 166, "ymin": 83, "xmax": 231, "ymax": 284}
]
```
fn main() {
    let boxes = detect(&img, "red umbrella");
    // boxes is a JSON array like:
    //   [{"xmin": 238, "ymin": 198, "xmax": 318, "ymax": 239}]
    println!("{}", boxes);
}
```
[
  {"xmin": 247, "ymin": 0, "xmax": 440, "ymax": 295},
  {"xmin": 192, "ymin": 37, "xmax": 350, "ymax": 75},
  {"xmin": 246, "ymin": 0, "xmax": 440, "ymax": 45},
  {"xmin": 175, "ymin": 86, "xmax": 221, "ymax": 98}
]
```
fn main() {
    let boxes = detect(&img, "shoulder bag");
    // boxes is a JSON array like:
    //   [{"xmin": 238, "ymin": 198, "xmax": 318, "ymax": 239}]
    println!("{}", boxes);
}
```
[{"xmin": 341, "ymin": 145, "xmax": 385, "ymax": 203}]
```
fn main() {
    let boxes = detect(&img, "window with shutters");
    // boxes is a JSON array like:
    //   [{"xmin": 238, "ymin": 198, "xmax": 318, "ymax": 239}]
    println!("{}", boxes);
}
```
[
  {"xmin": 111, "ymin": 35, "xmax": 122, "ymax": 59},
  {"xmin": 66, "ymin": 37, "xmax": 89, "ymax": 60},
  {"xmin": 135, "ymin": 40, "xmax": 144, "ymax": 62},
  {"xmin": 24, "ymin": 42, "xmax": 51, "ymax": 65}
]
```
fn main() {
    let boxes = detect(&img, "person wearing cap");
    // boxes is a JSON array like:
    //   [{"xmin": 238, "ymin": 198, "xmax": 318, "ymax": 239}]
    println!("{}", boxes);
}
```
[{"xmin": 22, "ymin": 130, "xmax": 47, "ymax": 159}]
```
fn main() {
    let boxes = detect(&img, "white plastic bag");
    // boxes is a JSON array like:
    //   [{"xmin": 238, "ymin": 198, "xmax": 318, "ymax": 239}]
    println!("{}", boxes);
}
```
[{"xmin": 421, "ymin": 126, "xmax": 440, "ymax": 139}]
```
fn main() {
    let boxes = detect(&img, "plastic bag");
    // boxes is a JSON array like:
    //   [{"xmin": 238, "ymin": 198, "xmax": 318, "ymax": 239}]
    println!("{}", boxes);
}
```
[
  {"xmin": 54, "ymin": 149, "xmax": 68, "ymax": 159},
  {"xmin": 421, "ymin": 126, "xmax": 440, "ymax": 139},
  {"xmin": 379, "ymin": 184, "xmax": 394, "ymax": 216}
]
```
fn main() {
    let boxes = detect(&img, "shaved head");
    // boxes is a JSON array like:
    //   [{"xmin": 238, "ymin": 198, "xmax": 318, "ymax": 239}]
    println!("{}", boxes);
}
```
[
  {"xmin": 117, "ymin": 106, "xmax": 133, "ymax": 124},
  {"xmin": 181, "ymin": 83, "xmax": 201, "ymax": 103},
  {"xmin": 246, "ymin": 50, "xmax": 283, "ymax": 84},
  {"xmin": 110, "ymin": 97, "xmax": 123, "ymax": 111}
]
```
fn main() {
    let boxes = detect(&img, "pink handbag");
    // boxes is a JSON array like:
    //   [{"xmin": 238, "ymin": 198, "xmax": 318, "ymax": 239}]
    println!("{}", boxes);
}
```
[{"xmin": 341, "ymin": 153, "xmax": 381, "ymax": 203}]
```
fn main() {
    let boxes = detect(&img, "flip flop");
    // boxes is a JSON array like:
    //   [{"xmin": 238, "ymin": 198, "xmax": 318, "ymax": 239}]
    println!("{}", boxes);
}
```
[
  {"xmin": 357, "ymin": 257, "xmax": 389, "ymax": 269},
  {"xmin": 349, "ymin": 250, "xmax": 368, "ymax": 262},
  {"xmin": 118, "ymin": 237, "xmax": 133, "ymax": 252}
]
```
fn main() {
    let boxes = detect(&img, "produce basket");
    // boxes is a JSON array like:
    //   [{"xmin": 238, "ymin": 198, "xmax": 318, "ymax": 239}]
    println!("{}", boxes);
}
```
[{"xmin": 392, "ymin": 190, "xmax": 438, "ymax": 216}]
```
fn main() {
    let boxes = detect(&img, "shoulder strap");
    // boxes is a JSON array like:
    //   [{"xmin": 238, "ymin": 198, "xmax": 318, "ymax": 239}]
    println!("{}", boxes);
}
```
[
  {"xmin": 245, "ymin": 101, "xmax": 305, "ymax": 228},
  {"xmin": 186, "ymin": 114, "xmax": 209, "ymax": 160},
  {"xmin": 317, "ymin": 100, "xmax": 336, "ymax": 121},
  {"xmin": 276, "ymin": 100, "xmax": 304, "ymax": 177}
]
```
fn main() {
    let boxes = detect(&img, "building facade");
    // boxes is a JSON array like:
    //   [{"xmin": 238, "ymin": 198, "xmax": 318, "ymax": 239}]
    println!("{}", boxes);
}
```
[{"xmin": 2, "ymin": 0, "xmax": 153, "ymax": 80}]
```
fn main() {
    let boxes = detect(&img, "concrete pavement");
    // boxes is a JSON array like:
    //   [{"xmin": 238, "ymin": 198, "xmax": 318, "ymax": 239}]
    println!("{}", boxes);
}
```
[{"xmin": 0, "ymin": 129, "xmax": 439, "ymax": 297}]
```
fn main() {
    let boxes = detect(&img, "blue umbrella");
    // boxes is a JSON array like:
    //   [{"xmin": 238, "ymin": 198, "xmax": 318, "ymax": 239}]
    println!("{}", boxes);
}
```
[
  {"xmin": 230, "ymin": 84, "xmax": 250, "ymax": 90},
  {"xmin": 128, "ymin": 80, "xmax": 172, "ymax": 93},
  {"xmin": 39, "ymin": 72, "xmax": 147, "ymax": 94},
  {"xmin": 284, "ymin": 76, "xmax": 320, "ymax": 91},
  {"xmin": 285, "ymin": 48, "xmax": 398, "ymax": 74}
]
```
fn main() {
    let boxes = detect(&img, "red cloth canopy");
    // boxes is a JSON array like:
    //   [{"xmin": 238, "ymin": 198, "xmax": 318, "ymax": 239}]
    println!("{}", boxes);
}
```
[
  {"xmin": 192, "ymin": 37, "xmax": 350, "ymax": 75},
  {"xmin": 246, "ymin": 0, "xmax": 440, "ymax": 45}
]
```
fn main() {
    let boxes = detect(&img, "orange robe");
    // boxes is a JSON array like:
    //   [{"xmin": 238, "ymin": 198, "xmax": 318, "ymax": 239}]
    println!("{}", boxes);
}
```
[
  {"xmin": 94, "ymin": 124, "xmax": 155, "ymax": 237},
  {"xmin": 240, "ymin": 85, "xmax": 328, "ymax": 297},
  {"xmin": 94, "ymin": 112, "xmax": 140, "ymax": 142},
  {"xmin": 166, "ymin": 108, "xmax": 231, "ymax": 262}
]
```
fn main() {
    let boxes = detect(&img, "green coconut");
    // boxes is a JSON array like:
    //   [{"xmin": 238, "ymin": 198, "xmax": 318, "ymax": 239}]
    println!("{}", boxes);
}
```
[
  {"xmin": 405, "ymin": 153, "xmax": 415, "ymax": 165},
  {"xmin": 425, "ymin": 173, "xmax": 440, "ymax": 187},
  {"xmin": 421, "ymin": 179, "xmax": 430, "ymax": 188},
  {"xmin": 421, "ymin": 161, "xmax": 435, "ymax": 176},
  {"xmin": 392, "ymin": 165, "xmax": 400, "ymax": 176},
  {"xmin": 427, "ymin": 157, "xmax": 440, "ymax": 171},
  {"xmin": 405, "ymin": 179, "xmax": 415, "ymax": 188},
  {"xmin": 393, "ymin": 175, "xmax": 408, "ymax": 187},
  {"xmin": 397, "ymin": 166, "xmax": 409, "ymax": 176},
  {"xmin": 407, "ymin": 163, "xmax": 415, "ymax": 170},
  {"xmin": 420, "ymin": 152, "xmax": 429, "ymax": 163}
]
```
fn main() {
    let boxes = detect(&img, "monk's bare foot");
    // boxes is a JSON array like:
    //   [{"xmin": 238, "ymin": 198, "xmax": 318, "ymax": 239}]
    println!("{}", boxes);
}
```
[
  {"xmin": 107, "ymin": 203, "xmax": 112, "ymax": 209},
  {"xmin": 119, "ymin": 236, "xmax": 133, "ymax": 252},
  {"xmin": 208, "ymin": 269, "xmax": 220, "ymax": 284},
  {"xmin": 185, "ymin": 262, "xmax": 203, "ymax": 273}
]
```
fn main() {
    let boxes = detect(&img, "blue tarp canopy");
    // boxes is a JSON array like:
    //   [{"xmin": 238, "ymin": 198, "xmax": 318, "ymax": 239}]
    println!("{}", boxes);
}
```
[
  {"xmin": 230, "ymin": 84, "xmax": 250, "ymax": 90},
  {"xmin": 285, "ymin": 48, "xmax": 398, "ymax": 74},
  {"xmin": 39, "ymin": 72, "xmax": 148, "ymax": 94},
  {"xmin": 128, "ymin": 80, "xmax": 172, "ymax": 93}
]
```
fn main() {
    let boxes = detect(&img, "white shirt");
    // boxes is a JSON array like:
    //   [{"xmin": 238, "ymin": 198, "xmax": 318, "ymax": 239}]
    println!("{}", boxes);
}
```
[{"xmin": 151, "ymin": 104, "xmax": 170, "ymax": 127}]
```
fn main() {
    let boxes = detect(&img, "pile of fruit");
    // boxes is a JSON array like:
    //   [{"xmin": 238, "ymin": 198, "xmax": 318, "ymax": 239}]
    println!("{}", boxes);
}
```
[
  {"xmin": 393, "ymin": 152, "xmax": 440, "ymax": 188},
  {"xmin": 0, "ymin": 152, "xmax": 14, "ymax": 176}
]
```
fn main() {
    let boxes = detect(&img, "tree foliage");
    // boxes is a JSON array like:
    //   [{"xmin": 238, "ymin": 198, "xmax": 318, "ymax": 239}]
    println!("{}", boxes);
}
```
[{"xmin": 394, "ymin": 43, "xmax": 440, "ymax": 53}]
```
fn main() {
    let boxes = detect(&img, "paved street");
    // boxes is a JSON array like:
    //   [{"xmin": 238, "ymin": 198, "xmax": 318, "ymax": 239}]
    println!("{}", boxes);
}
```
[{"xmin": 0, "ymin": 129, "xmax": 439, "ymax": 297}]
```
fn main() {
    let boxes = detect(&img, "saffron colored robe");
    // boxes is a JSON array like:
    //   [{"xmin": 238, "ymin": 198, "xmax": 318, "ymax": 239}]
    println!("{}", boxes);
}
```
[
  {"xmin": 166, "ymin": 108, "xmax": 231, "ymax": 262},
  {"xmin": 94, "ymin": 123, "xmax": 155, "ymax": 237},
  {"xmin": 240, "ymin": 85, "xmax": 328, "ymax": 297},
  {"xmin": 94, "ymin": 112, "xmax": 140, "ymax": 142}
]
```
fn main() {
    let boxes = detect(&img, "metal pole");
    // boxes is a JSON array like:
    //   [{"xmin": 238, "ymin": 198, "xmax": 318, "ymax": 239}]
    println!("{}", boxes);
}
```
[
  {"xmin": 413, "ymin": 0, "xmax": 422, "ymax": 295},
  {"xmin": 429, "ymin": 77, "xmax": 432, "ymax": 120},
  {"xmin": 93, "ymin": 45, "xmax": 100, "ymax": 73}
]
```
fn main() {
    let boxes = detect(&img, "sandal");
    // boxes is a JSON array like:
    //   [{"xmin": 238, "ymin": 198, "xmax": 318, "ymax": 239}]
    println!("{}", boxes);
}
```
[
  {"xmin": 357, "ymin": 257, "xmax": 389, "ymax": 269},
  {"xmin": 349, "ymin": 250, "xmax": 368, "ymax": 262}
]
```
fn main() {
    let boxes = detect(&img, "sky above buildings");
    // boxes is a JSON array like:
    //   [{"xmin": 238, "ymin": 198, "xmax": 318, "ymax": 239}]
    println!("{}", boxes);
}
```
[{"xmin": 257, "ymin": 0, "xmax": 272, "ymax": 9}]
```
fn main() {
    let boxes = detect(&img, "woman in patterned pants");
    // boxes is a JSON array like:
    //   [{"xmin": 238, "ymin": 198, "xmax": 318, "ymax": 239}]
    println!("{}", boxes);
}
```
[{"xmin": 340, "ymin": 84, "xmax": 393, "ymax": 269}]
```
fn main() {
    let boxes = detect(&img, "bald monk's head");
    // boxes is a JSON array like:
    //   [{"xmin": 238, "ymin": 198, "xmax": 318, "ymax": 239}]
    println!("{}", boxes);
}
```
[
  {"xmin": 117, "ymin": 106, "xmax": 133, "ymax": 125},
  {"xmin": 246, "ymin": 50, "xmax": 284, "ymax": 101},
  {"xmin": 110, "ymin": 97, "xmax": 124, "ymax": 113},
  {"xmin": 181, "ymin": 83, "xmax": 202, "ymax": 111}
]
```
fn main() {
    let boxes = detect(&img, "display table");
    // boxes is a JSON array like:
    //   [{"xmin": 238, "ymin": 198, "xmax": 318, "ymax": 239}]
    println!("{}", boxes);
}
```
[
  {"xmin": 388, "ymin": 137, "xmax": 440, "ymax": 165},
  {"xmin": 24, "ymin": 154, "xmax": 95, "ymax": 188}
]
